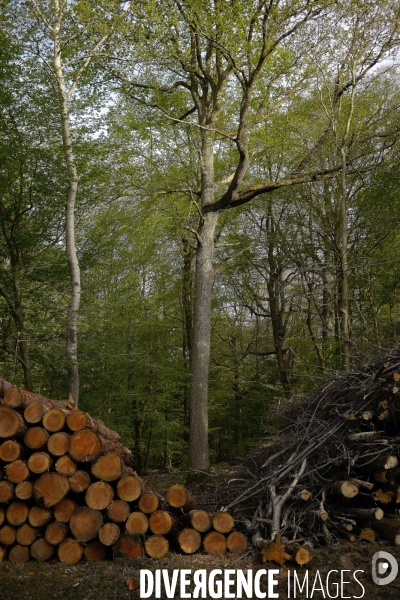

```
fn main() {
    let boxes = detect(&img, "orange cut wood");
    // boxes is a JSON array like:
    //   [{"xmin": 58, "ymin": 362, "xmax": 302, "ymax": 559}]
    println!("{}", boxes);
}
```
[
  {"xmin": 55, "ymin": 455, "xmax": 76, "ymax": 476},
  {"xmin": 9, "ymin": 545, "xmax": 30, "ymax": 563},
  {"xmin": 99, "ymin": 522, "xmax": 120, "ymax": 546},
  {"xmin": 0, "ymin": 525, "xmax": 16, "ymax": 545},
  {"xmin": 24, "ymin": 403, "xmax": 44, "ymax": 424},
  {"xmin": 53, "ymin": 498, "xmax": 78, "ymax": 523},
  {"xmin": 187, "ymin": 509, "xmax": 212, "ymax": 532},
  {"xmin": 144, "ymin": 535, "xmax": 169, "ymax": 559},
  {"xmin": 0, "ymin": 546, "xmax": 5, "ymax": 563},
  {"xmin": 126, "ymin": 512, "xmax": 149, "ymax": 535},
  {"xmin": 165, "ymin": 484, "xmax": 194, "ymax": 510},
  {"xmin": 45, "ymin": 521, "xmax": 68, "ymax": 545},
  {"xmin": 0, "ymin": 440, "xmax": 22, "ymax": 461},
  {"xmin": 28, "ymin": 506, "xmax": 52, "ymax": 527},
  {"xmin": 33, "ymin": 473, "xmax": 69, "ymax": 507},
  {"xmin": 68, "ymin": 429, "xmax": 105, "ymax": 462},
  {"xmin": 28, "ymin": 452, "xmax": 52, "ymax": 474},
  {"xmin": 177, "ymin": 528, "xmax": 201, "ymax": 554},
  {"xmin": 15, "ymin": 481, "xmax": 33, "ymax": 501},
  {"xmin": 0, "ymin": 480, "xmax": 14, "ymax": 502},
  {"xmin": 227, "ymin": 531, "xmax": 248, "ymax": 554},
  {"xmin": 47, "ymin": 432, "xmax": 69, "ymax": 456},
  {"xmin": 6, "ymin": 502, "xmax": 29, "ymax": 526},
  {"xmin": 91, "ymin": 452, "xmax": 122, "ymax": 482},
  {"xmin": 16, "ymin": 523, "xmax": 38, "ymax": 546},
  {"xmin": 117, "ymin": 475, "xmax": 142, "ymax": 502},
  {"xmin": 3, "ymin": 386, "xmax": 24, "ymax": 408},
  {"xmin": 42, "ymin": 408, "xmax": 66, "ymax": 432},
  {"xmin": 0, "ymin": 507, "xmax": 4, "ymax": 526},
  {"xmin": 84, "ymin": 539, "xmax": 107, "ymax": 561},
  {"xmin": 0, "ymin": 406, "xmax": 26, "ymax": 438},
  {"xmin": 85, "ymin": 481, "xmax": 114, "ymax": 510},
  {"xmin": 66, "ymin": 411, "xmax": 120, "ymax": 442},
  {"xmin": 212, "ymin": 512, "xmax": 235, "ymax": 534},
  {"xmin": 30, "ymin": 538, "xmax": 55, "ymax": 561},
  {"xmin": 203, "ymin": 531, "xmax": 227, "ymax": 555},
  {"xmin": 149, "ymin": 511, "xmax": 174, "ymax": 535},
  {"xmin": 70, "ymin": 507, "xmax": 103, "ymax": 542},
  {"xmin": 107, "ymin": 500, "xmax": 130, "ymax": 523},
  {"xmin": 68, "ymin": 470, "xmax": 91, "ymax": 493},
  {"xmin": 138, "ymin": 492, "xmax": 159, "ymax": 514},
  {"xmin": 58, "ymin": 539, "xmax": 84, "ymax": 563},
  {"xmin": 24, "ymin": 427, "xmax": 49, "ymax": 450},
  {"xmin": 5, "ymin": 460, "xmax": 29, "ymax": 483},
  {"xmin": 115, "ymin": 534, "xmax": 143, "ymax": 558}
]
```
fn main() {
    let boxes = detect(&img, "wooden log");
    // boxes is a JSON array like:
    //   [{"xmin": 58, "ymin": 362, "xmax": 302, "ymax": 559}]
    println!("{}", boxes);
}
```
[
  {"xmin": 374, "ymin": 471, "xmax": 388, "ymax": 483},
  {"xmin": 373, "ymin": 489, "xmax": 394, "ymax": 504},
  {"xmin": 339, "ymin": 507, "xmax": 384, "ymax": 521},
  {"xmin": 83, "ymin": 539, "xmax": 107, "ymax": 561},
  {"xmin": 311, "ymin": 509, "xmax": 329, "ymax": 522},
  {"xmin": 0, "ymin": 507, "xmax": 4, "ymax": 526},
  {"xmin": 0, "ymin": 406, "xmax": 26, "ymax": 438},
  {"xmin": 42, "ymin": 408, "xmax": 66, "ymax": 433},
  {"xmin": 296, "ymin": 489, "xmax": 311, "ymax": 501},
  {"xmin": 91, "ymin": 452, "xmax": 122, "ymax": 482},
  {"xmin": 348, "ymin": 431, "xmax": 379, "ymax": 442},
  {"xmin": 6, "ymin": 501, "xmax": 29, "ymax": 526},
  {"xmin": 294, "ymin": 546, "xmax": 311, "ymax": 566},
  {"xmin": 332, "ymin": 480, "xmax": 358, "ymax": 499},
  {"xmin": 116, "ymin": 475, "xmax": 142, "ymax": 502},
  {"xmin": 58, "ymin": 539, "xmax": 83, "ymax": 564},
  {"xmin": 68, "ymin": 429, "xmax": 106, "ymax": 462},
  {"xmin": 203, "ymin": 531, "xmax": 227, "ymax": 555},
  {"xmin": 186, "ymin": 509, "xmax": 212, "ymax": 533},
  {"xmin": 126, "ymin": 512, "xmax": 148, "ymax": 535},
  {"xmin": 66, "ymin": 411, "xmax": 120, "ymax": 442},
  {"xmin": 165, "ymin": 484, "xmax": 195, "ymax": 510},
  {"xmin": 6, "ymin": 460, "xmax": 29, "ymax": 483},
  {"xmin": 53, "ymin": 498, "xmax": 78, "ymax": 523},
  {"xmin": 370, "ymin": 519, "xmax": 400, "ymax": 544},
  {"xmin": 107, "ymin": 500, "xmax": 130, "ymax": 523},
  {"xmin": 226, "ymin": 531, "xmax": 248, "ymax": 554},
  {"xmin": 9, "ymin": 545, "xmax": 30, "ymax": 563},
  {"xmin": 357, "ymin": 454, "xmax": 398, "ymax": 471},
  {"xmin": 0, "ymin": 546, "xmax": 5, "ymax": 563},
  {"xmin": 0, "ymin": 525, "xmax": 16, "ymax": 545},
  {"xmin": 27, "ymin": 452, "xmax": 53, "ymax": 474},
  {"xmin": 55, "ymin": 455, "xmax": 76, "ymax": 477},
  {"xmin": 0, "ymin": 440, "xmax": 23, "ymax": 462},
  {"xmin": 47, "ymin": 432, "xmax": 69, "ymax": 456},
  {"xmin": 354, "ymin": 527, "xmax": 376, "ymax": 542},
  {"xmin": 85, "ymin": 481, "xmax": 114, "ymax": 510},
  {"xmin": 144, "ymin": 535, "xmax": 169, "ymax": 559},
  {"xmin": 33, "ymin": 473, "xmax": 69, "ymax": 507},
  {"xmin": 177, "ymin": 528, "xmax": 201, "ymax": 554},
  {"xmin": 24, "ymin": 403, "xmax": 44, "ymax": 424},
  {"xmin": 149, "ymin": 510, "xmax": 176, "ymax": 535},
  {"xmin": 138, "ymin": 492, "xmax": 159, "ymax": 514},
  {"xmin": 16, "ymin": 523, "xmax": 39, "ymax": 546},
  {"xmin": 99, "ymin": 522, "xmax": 120, "ymax": 546},
  {"xmin": 115, "ymin": 534, "xmax": 143, "ymax": 558},
  {"xmin": 28, "ymin": 506, "xmax": 52, "ymax": 528},
  {"xmin": 213, "ymin": 511, "xmax": 235, "ymax": 534},
  {"xmin": 0, "ymin": 480, "xmax": 14, "ymax": 503},
  {"xmin": 68, "ymin": 470, "xmax": 91, "ymax": 493},
  {"xmin": 45, "ymin": 521, "xmax": 68, "ymax": 545},
  {"xmin": 3, "ymin": 384, "xmax": 73, "ymax": 411},
  {"xmin": 24, "ymin": 427, "xmax": 49, "ymax": 450},
  {"xmin": 70, "ymin": 506, "xmax": 103, "ymax": 542},
  {"xmin": 350, "ymin": 478, "xmax": 374, "ymax": 491}
]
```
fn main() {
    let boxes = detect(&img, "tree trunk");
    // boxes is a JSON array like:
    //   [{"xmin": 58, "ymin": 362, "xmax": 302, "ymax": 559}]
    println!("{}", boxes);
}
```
[
  {"xmin": 53, "ymin": 1, "xmax": 81, "ymax": 404},
  {"xmin": 339, "ymin": 147, "xmax": 351, "ymax": 372}
]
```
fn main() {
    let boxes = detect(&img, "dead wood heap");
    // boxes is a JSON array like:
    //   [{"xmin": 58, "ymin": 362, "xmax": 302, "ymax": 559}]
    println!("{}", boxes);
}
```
[
  {"xmin": 0, "ymin": 378, "xmax": 243, "ymax": 564},
  {"xmin": 210, "ymin": 349, "xmax": 400, "ymax": 565}
]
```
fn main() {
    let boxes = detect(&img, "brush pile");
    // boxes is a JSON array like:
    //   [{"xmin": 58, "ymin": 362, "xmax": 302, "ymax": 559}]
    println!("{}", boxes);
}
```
[
  {"xmin": 0, "ymin": 378, "xmax": 244, "ymax": 564},
  {"xmin": 212, "ymin": 349, "xmax": 400, "ymax": 564}
]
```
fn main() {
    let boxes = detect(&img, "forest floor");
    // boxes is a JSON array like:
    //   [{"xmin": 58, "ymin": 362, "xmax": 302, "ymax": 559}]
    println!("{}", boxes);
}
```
[{"xmin": 1, "ymin": 471, "xmax": 399, "ymax": 599}]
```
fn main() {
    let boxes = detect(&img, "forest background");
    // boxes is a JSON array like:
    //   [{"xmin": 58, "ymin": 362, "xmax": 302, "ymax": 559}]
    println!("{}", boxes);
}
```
[{"xmin": 1, "ymin": 0, "xmax": 400, "ymax": 476}]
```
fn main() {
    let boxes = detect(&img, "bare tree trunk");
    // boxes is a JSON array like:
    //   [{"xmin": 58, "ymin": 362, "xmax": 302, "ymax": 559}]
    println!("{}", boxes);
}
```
[
  {"xmin": 339, "ymin": 150, "xmax": 351, "ymax": 372},
  {"xmin": 53, "ymin": 2, "xmax": 81, "ymax": 404}
]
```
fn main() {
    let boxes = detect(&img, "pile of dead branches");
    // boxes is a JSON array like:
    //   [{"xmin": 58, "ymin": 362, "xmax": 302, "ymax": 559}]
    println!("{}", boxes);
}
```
[{"xmin": 213, "ymin": 348, "xmax": 400, "ymax": 563}]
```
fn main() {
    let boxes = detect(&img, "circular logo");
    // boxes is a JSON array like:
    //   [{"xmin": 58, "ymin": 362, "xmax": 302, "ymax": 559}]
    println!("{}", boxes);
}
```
[{"xmin": 372, "ymin": 551, "xmax": 398, "ymax": 586}]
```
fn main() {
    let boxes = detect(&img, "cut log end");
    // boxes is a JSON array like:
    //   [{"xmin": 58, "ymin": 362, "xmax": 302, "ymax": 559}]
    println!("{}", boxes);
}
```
[
  {"xmin": 145, "ymin": 535, "xmax": 169, "ymax": 559},
  {"xmin": 85, "ymin": 481, "xmax": 114, "ymax": 511},
  {"xmin": 126, "ymin": 511, "xmax": 148, "ymax": 535},
  {"xmin": 188, "ymin": 509, "xmax": 212, "ymax": 533},
  {"xmin": 9, "ymin": 545, "xmax": 30, "ymax": 563},
  {"xmin": 177, "ymin": 528, "xmax": 201, "ymax": 554},
  {"xmin": 99, "ymin": 522, "xmax": 120, "ymax": 546},
  {"xmin": 117, "ymin": 475, "xmax": 142, "ymax": 503},
  {"xmin": 33, "ymin": 473, "xmax": 69, "ymax": 507},
  {"xmin": 30, "ymin": 538, "xmax": 55, "ymax": 562},
  {"xmin": 70, "ymin": 507, "xmax": 103, "ymax": 542},
  {"xmin": 115, "ymin": 534, "xmax": 143, "ymax": 558},
  {"xmin": 203, "ymin": 531, "xmax": 227, "ymax": 555},
  {"xmin": 84, "ymin": 540, "xmax": 107, "ymax": 561},
  {"xmin": 213, "ymin": 511, "xmax": 235, "ymax": 533},
  {"xmin": 58, "ymin": 539, "xmax": 84, "ymax": 564},
  {"xmin": 107, "ymin": 500, "xmax": 130, "ymax": 523},
  {"xmin": 226, "ymin": 531, "xmax": 248, "ymax": 554}
]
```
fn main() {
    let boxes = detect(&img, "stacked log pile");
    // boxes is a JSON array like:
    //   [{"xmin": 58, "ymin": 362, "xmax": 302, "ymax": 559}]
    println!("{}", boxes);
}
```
[
  {"xmin": 212, "ymin": 349, "xmax": 400, "ymax": 564},
  {"xmin": 0, "ymin": 380, "xmax": 244, "ymax": 564}
]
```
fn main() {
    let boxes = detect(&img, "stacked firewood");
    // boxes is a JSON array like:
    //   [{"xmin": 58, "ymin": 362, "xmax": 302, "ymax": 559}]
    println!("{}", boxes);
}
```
[
  {"xmin": 212, "ymin": 350, "xmax": 400, "ymax": 563},
  {"xmin": 0, "ymin": 380, "xmax": 244, "ymax": 564}
]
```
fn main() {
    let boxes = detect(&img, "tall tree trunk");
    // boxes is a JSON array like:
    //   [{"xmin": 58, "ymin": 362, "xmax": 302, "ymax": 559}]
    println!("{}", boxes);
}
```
[
  {"xmin": 339, "ymin": 151, "xmax": 351, "ymax": 372},
  {"xmin": 182, "ymin": 237, "xmax": 194, "ymax": 431},
  {"xmin": 53, "ymin": 1, "xmax": 81, "ymax": 404}
]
